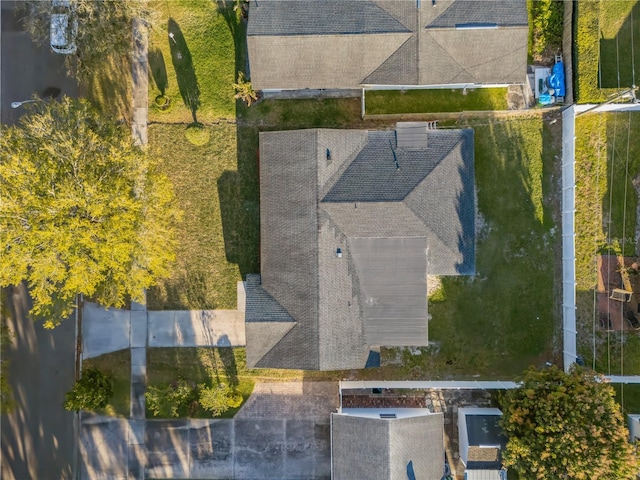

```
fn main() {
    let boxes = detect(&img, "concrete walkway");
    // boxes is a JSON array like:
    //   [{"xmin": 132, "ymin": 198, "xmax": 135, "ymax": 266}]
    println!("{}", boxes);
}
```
[{"xmin": 82, "ymin": 305, "xmax": 246, "ymax": 359}]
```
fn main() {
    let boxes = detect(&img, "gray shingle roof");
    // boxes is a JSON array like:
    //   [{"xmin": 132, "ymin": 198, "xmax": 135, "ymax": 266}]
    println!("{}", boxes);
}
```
[
  {"xmin": 427, "ymin": 0, "xmax": 528, "ymax": 28},
  {"xmin": 247, "ymin": 0, "xmax": 411, "ymax": 36},
  {"xmin": 331, "ymin": 412, "xmax": 445, "ymax": 480},
  {"xmin": 247, "ymin": 0, "xmax": 528, "ymax": 89},
  {"xmin": 246, "ymin": 127, "xmax": 474, "ymax": 370}
]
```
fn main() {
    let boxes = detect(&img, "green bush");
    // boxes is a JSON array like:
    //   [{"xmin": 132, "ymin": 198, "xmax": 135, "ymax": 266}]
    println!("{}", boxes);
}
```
[
  {"xmin": 528, "ymin": 0, "xmax": 564, "ymax": 60},
  {"xmin": 198, "ymin": 383, "xmax": 242, "ymax": 417},
  {"xmin": 64, "ymin": 368, "xmax": 114, "ymax": 411},
  {"xmin": 184, "ymin": 123, "xmax": 211, "ymax": 146},
  {"xmin": 146, "ymin": 379, "xmax": 197, "ymax": 418}
]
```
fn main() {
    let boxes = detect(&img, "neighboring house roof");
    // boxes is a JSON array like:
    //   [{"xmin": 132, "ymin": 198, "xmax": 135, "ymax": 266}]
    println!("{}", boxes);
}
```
[
  {"xmin": 245, "ymin": 125, "xmax": 475, "ymax": 370},
  {"xmin": 458, "ymin": 408, "xmax": 508, "ymax": 476},
  {"xmin": 247, "ymin": 0, "xmax": 528, "ymax": 90},
  {"xmin": 331, "ymin": 410, "xmax": 445, "ymax": 480}
]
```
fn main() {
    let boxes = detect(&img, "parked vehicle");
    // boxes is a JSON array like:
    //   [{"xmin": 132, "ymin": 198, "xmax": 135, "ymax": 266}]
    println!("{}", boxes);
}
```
[{"xmin": 50, "ymin": 0, "xmax": 77, "ymax": 54}]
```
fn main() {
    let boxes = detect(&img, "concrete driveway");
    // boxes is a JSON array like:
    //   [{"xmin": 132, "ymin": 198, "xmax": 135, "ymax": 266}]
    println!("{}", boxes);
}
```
[{"xmin": 79, "ymin": 382, "xmax": 337, "ymax": 479}]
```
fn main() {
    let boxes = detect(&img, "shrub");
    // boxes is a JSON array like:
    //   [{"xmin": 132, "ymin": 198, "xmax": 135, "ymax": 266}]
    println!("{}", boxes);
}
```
[
  {"xmin": 184, "ymin": 123, "xmax": 210, "ymax": 146},
  {"xmin": 528, "ymin": 0, "xmax": 564, "ymax": 61},
  {"xmin": 233, "ymin": 72, "xmax": 259, "ymax": 107},
  {"xmin": 198, "ymin": 383, "xmax": 243, "ymax": 417},
  {"xmin": 146, "ymin": 379, "xmax": 197, "ymax": 418},
  {"xmin": 64, "ymin": 368, "xmax": 114, "ymax": 411}
]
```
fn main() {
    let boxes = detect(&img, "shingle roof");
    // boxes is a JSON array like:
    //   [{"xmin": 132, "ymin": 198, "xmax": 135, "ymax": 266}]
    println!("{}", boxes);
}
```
[
  {"xmin": 247, "ymin": 0, "xmax": 411, "ymax": 36},
  {"xmin": 331, "ymin": 412, "xmax": 445, "ymax": 480},
  {"xmin": 247, "ymin": 0, "xmax": 528, "ymax": 89},
  {"xmin": 246, "ymin": 126, "xmax": 475, "ymax": 370},
  {"xmin": 427, "ymin": 0, "xmax": 528, "ymax": 28}
]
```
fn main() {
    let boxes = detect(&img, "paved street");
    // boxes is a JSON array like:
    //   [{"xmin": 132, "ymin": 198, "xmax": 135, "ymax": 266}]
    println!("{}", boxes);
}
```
[
  {"xmin": 1, "ymin": 2, "xmax": 79, "ymax": 478},
  {"xmin": 1, "ymin": 0, "xmax": 77, "ymax": 125},
  {"xmin": 1, "ymin": 284, "xmax": 77, "ymax": 480}
]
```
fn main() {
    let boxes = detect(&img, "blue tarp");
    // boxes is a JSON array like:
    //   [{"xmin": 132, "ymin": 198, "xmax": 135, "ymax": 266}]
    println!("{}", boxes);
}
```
[{"xmin": 547, "ymin": 61, "xmax": 565, "ymax": 97}]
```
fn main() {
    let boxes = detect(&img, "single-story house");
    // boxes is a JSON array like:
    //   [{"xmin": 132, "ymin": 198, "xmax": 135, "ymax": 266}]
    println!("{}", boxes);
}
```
[
  {"xmin": 245, "ymin": 123, "xmax": 475, "ymax": 370},
  {"xmin": 458, "ymin": 407, "xmax": 508, "ymax": 480},
  {"xmin": 247, "ymin": 0, "xmax": 528, "ymax": 92},
  {"xmin": 331, "ymin": 408, "xmax": 445, "ymax": 480}
]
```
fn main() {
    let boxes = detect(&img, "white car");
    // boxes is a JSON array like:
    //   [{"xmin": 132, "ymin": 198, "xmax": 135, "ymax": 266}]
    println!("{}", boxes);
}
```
[{"xmin": 50, "ymin": 0, "xmax": 77, "ymax": 54}]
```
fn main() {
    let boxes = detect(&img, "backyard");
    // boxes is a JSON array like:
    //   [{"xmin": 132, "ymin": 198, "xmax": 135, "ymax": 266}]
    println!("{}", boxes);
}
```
[
  {"xmin": 574, "ymin": 0, "xmax": 640, "ymax": 103},
  {"xmin": 574, "ymin": 112, "xmax": 640, "ymax": 379}
]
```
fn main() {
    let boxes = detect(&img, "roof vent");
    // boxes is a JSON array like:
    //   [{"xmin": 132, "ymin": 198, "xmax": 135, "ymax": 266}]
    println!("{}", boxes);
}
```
[
  {"xmin": 396, "ymin": 122, "xmax": 428, "ymax": 149},
  {"xmin": 336, "ymin": 248, "xmax": 342, "ymax": 258},
  {"xmin": 326, "ymin": 148, "xmax": 331, "ymax": 162},
  {"xmin": 380, "ymin": 413, "xmax": 396, "ymax": 419}
]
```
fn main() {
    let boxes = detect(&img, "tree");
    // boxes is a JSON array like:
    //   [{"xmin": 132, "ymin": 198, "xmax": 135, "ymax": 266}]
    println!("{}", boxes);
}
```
[
  {"xmin": 500, "ymin": 366, "xmax": 637, "ymax": 480},
  {"xmin": 64, "ymin": 368, "xmax": 113, "ymax": 411},
  {"xmin": 0, "ymin": 98, "xmax": 180, "ymax": 327},
  {"xmin": 23, "ymin": 0, "xmax": 157, "ymax": 81}
]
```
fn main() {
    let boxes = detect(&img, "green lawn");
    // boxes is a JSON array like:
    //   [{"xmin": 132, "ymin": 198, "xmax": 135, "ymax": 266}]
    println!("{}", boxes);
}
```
[
  {"xmin": 574, "ymin": 112, "xmax": 640, "ymax": 374},
  {"xmin": 364, "ymin": 88, "xmax": 508, "ymax": 115},
  {"xmin": 146, "ymin": 123, "xmax": 258, "ymax": 310},
  {"xmin": 82, "ymin": 349, "xmax": 131, "ymax": 417},
  {"xmin": 575, "ymin": 0, "xmax": 640, "ymax": 103},
  {"xmin": 397, "ymin": 117, "xmax": 561, "ymax": 379},
  {"xmin": 147, "ymin": 0, "xmax": 240, "ymax": 123}
]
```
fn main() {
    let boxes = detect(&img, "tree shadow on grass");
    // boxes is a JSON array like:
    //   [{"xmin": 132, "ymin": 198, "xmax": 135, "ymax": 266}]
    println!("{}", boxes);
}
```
[
  {"xmin": 168, "ymin": 18, "xmax": 200, "ymax": 123},
  {"xmin": 149, "ymin": 47, "xmax": 168, "ymax": 96},
  {"xmin": 218, "ymin": 347, "xmax": 239, "ymax": 387}
]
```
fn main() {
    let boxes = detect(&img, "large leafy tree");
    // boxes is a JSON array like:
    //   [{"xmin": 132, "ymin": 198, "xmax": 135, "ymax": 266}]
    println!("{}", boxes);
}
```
[
  {"xmin": 500, "ymin": 366, "xmax": 637, "ymax": 480},
  {"xmin": 0, "ymin": 98, "xmax": 180, "ymax": 327},
  {"xmin": 23, "ymin": 0, "xmax": 156, "ymax": 81}
]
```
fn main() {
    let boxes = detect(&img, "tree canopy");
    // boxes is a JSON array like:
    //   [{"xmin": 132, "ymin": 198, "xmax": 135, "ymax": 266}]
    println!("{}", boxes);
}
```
[
  {"xmin": 500, "ymin": 366, "xmax": 637, "ymax": 480},
  {"xmin": 23, "ymin": 0, "xmax": 156, "ymax": 81},
  {"xmin": 0, "ymin": 97, "xmax": 180, "ymax": 327}
]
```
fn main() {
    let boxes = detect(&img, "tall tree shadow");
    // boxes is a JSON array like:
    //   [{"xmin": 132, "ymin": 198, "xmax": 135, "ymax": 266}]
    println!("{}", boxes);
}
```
[
  {"xmin": 149, "ymin": 47, "xmax": 168, "ymax": 96},
  {"xmin": 168, "ymin": 18, "xmax": 200, "ymax": 123}
]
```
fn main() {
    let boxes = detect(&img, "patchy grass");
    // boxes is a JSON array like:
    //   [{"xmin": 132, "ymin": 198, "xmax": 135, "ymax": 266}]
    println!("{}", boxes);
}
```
[
  {"xmin": 83, "ymin": 49, "xmax": 132, "ymax": 120},
  {"xmin": 146, "ymin": 123, "xmax": 258, "ymax": 310},
  {"xmin": 364, "ymin": 88, "xmax": 508, "ymax": 115},
  {"xmin": 574, "ymin": 112, "xmax": 640, "ymax": 374},
  {"xmin": 241, "ymin": 97, "xmax": 362, "ymax": 128},
  {"xmin": 146, "ymin": 348, "xmax": 254, "ymax": 418},
  {"xmin": 82, "ymin": 349, "xmax": 131, "ymax": 417},
  {"xmin": 613, "ymin": 383, "xmax": 640, "ymax": 414},
  {"xmin": 575, "ymin": 0, "xmax": 640, "ymax": 103},
  {"xmin": 148, "ymin": 0, "xmax": 239, "ymax": 123},
  {"xmin": 403, "ymin": 117, "xmax": 561, "ymax": 378}
]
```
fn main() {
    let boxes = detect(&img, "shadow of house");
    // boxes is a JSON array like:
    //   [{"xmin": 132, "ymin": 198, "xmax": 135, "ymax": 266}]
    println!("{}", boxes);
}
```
[
  {"xmin": 168, "ymin": 18, "xmax": 200, "ymax": 123},
  {"xmin": 149, "ymin": 47, "xmax": 169, "ymax": 96},
  {"xmin": 599, "ymin": 2, "xmax": 640, "ymax": 89}
]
